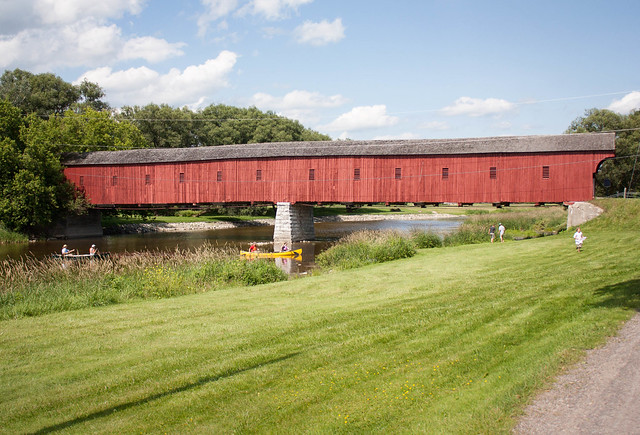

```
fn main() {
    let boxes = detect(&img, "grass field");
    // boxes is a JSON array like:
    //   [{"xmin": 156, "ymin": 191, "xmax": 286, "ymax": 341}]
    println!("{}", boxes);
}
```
[{"xmin": 1, "ymin": 199, "xmax": 639, "ymax": 433}]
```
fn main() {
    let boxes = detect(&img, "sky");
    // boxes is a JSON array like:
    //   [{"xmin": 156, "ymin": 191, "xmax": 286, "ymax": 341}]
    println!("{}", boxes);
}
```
[{"xmin": 1, "ymin": 0, "xmax": 639, "ymax": 141}]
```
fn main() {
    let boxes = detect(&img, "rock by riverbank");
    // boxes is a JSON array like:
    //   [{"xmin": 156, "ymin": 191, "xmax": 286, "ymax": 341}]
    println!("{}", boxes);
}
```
[{"xmin": 104, "ymin": 212, "xmax": 462, "ymax": 234}]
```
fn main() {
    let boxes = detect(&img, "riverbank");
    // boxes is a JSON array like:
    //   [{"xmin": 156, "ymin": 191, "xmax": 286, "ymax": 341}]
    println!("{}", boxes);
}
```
[
  {"xmin": 104, "ymin": 212, "xmax": 462, "ymax": 234},
  {"xmin": 1, "ymin": 199, "xmax": 638, "ymax": 433}
]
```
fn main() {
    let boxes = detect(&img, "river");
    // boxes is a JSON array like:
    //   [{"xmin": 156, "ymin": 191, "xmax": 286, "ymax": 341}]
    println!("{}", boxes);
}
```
[{"xmin": 0, "ymin": 217, "xmax": 463, "ymax": 273}]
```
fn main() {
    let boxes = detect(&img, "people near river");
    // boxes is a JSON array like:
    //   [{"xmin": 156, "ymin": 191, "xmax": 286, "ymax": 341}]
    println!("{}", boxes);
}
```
[
  {"xmin": 281, "ymin": 242, "xmax": 289, "ymax": 252},
  {"xmin": 573, "ymin": 227, "xmax": 586, "ymax": 252},
  {"xmin": 489, "ymin": 224, "xmax": 496, "ymax": 243},
  {"xmin": 61, "ymin": 244, "xmax": 75, "ymax": 256},
  {"xmin": 89, "ymin": 244, "xmax": 98, "ymax": 256},
  {"xmin": 249, "ymin": 243, "xmax": 257, "ymax": 252},
  {"xmin": 498, "ymin": 223, "xmax": 505, "ymax": 243}
]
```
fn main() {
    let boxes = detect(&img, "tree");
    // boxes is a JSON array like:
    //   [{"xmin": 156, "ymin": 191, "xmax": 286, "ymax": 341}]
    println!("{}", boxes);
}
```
[
  {"xmin": 119, "ymin": 103, "xmax": 331, "ymax": 147},
  {"xmin": 0, "ymin": 69, "xmax": 108, "ymax": 117},
  {"xmin": 23, "ymin": 108, "xmax": 148, "ymax": 153},
  {"xmin": 0, "ymin": 100, "xmax": 147, "ymax": 234},
  {"xmin": 566, "ymin": 108, "xmax": 640, "ymax": 196}
]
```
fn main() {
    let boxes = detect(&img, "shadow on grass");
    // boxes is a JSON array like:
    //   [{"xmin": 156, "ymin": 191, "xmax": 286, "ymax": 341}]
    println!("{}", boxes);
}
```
[
  {"xmin": 31, "ymin": 352, "xmax": 300, "ymax": 434},
  {"xmin": 592, "ymin": 279, "xmax": 640, "ymax": 311}
]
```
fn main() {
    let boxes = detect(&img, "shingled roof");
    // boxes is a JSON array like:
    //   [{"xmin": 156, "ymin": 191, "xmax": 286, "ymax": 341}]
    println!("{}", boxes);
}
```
[{"xmin": 63, "ymin": 133, "xmax": 615, "ymax": 166}]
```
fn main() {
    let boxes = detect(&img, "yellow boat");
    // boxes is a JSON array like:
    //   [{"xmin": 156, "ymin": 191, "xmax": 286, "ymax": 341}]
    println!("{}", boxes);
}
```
[{"xmin": 240, "ymin": 248, "xmax": 302, "ymax": 259}]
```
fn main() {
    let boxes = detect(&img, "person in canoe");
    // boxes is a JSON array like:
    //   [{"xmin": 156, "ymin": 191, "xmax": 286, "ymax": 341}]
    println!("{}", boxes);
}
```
[
  {"xmin": 281, "ymin": 242, "xmax": 289, "ymax": 252},
  {"xmin": 61, "ymin": 244, "xmax": 76, "ymax": 256},
  {"xmin": 89, "ymin": 244, "xmax": 99, "ymax": 256},
  {"xmin": 249, "ymin": 243, "xmax": 257, "ymax": 252}
]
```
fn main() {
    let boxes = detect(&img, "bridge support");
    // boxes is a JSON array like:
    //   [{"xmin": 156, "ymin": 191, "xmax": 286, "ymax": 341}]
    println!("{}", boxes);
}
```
[{"xmin": 273, "ymin": 202, "xmax": 315, "ymax": 244}]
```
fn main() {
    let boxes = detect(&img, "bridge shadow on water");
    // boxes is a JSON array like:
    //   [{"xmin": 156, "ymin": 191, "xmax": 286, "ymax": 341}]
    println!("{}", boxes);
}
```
[{"xmin": 30, "ymin": 352, "xmax": 300, "ymax": 434}]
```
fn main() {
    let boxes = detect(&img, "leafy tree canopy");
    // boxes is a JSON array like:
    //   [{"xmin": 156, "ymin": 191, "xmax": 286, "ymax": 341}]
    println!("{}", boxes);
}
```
[
  {"xmin": 118, "ymin": 103, "xmax": 331, "ymax": 147},
  {"xmin": 566, "ymin": 108, "xmax": 640, "ymax": 196},
  {"xmin": 0, "ymin": 69, "xmax": 109, "ymax": 116}
]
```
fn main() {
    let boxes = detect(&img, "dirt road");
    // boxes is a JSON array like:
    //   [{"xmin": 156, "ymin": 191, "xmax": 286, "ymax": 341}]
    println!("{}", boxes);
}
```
[{"xmin": 515, "ymin": 313, "xmax": 640, "ymax": 434}]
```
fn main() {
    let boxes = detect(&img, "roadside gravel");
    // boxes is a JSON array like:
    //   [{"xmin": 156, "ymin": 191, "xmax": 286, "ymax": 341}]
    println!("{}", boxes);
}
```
[{"xmin": 514, "ymin": 313, "xmax": 640, "ymax": 434}]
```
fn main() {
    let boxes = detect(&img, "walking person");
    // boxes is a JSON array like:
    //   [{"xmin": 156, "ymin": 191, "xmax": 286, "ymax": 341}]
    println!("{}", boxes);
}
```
[
  {"xmin": 573, "ymin": 227, "xmax": 586, "ymax": 252},
  {"xmin": 489, "ymin": 224, "xmax": 496, "ymax": 243},
  {"xmin": 498, "ymin": 223, "xmax": 505, "ymax": 243}
]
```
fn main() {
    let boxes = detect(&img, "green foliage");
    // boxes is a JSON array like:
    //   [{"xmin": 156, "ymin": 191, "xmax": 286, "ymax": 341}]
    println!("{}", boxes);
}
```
[
  {"xmin": 119, "ymin": 103, "xmax": 331, "ymax": 147},
  {"xmin": 0, "ymin": 248, "xmax": 288, "ymax": 319},
  {"xmin": 409, "ymin": 229, "xmax": 443, "ymax": 248},
  {"xmin": 566, "ymin": 108, "xmax": 640, "ymax": 195},
  {"xmin": 0, "ymin": 69, "xmax": 109, "ymax": 116},
  {"xmin": 0, "ymin": 222, "xmax": 28, "ymax": 243},
  {"xmin": 317, "ymin": 230, "xmax": 417, "ymax": 270},
  {"xmin": 0, "ymin": 137, "xmax": 75, "ymax": 233}
]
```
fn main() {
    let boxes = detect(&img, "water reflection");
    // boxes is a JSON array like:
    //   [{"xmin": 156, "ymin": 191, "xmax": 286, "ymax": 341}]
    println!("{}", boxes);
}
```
[{"xmin": 0, "ymin": 218, "xmax": 463, "ymax": 273}]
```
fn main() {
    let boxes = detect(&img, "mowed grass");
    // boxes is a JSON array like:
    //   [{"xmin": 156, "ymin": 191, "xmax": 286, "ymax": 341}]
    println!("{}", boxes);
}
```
[{"xmin": 1, "ymin": 200, "xmax": 639, "ymax": 434}]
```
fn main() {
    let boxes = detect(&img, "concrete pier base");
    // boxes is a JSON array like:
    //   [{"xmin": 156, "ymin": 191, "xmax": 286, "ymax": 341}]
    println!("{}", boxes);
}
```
[
  {"xmin": 567, "ymin": 202, "xmax": 604, "ymax": 229},
  {"xmin": 273, "ymin": 202, "xmax": 315, "ymax": 244}
]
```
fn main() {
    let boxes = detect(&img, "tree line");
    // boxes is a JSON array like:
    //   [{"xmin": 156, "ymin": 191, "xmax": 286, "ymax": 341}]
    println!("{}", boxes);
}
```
[
  {"xmin": 0, "ymin": 69, "xmax": 330, "ymax": 235},
  {"xmin": 0, "ymin": 67, "xmax": 638, "ymax": 236}
]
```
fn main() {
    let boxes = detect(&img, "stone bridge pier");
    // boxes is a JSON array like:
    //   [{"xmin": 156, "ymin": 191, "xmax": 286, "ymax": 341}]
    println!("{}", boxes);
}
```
[{"xmin": 273, "ymin": 202, "xmax": 315, "ymax": 244}]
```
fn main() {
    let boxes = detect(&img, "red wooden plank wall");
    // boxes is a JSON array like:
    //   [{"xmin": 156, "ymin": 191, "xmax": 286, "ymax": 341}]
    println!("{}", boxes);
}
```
[{"xmin": 63, "ymin": 151, "xmax": 613, "ymax": 206}]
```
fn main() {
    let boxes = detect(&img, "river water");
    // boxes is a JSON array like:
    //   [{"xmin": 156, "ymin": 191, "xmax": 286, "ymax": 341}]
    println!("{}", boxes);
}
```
[{"xmin": 0, "ymin": 218, "xmax": 463, "ymax": 273}]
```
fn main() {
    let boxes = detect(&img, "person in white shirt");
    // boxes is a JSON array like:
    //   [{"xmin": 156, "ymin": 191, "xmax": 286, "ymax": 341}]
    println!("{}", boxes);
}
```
[
  {"xmin": 498, "ymin": 223, "xmax": 505, "ymax": 243},
  {"xmin": 573, "ymin": 227, "xmax": 585, "ymax": 252}
]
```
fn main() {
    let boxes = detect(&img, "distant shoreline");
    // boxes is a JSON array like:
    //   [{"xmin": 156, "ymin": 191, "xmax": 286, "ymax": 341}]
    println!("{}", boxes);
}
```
[{"xmin": 104, "ymin": 213, "xmax": 463, "ymax": 234}]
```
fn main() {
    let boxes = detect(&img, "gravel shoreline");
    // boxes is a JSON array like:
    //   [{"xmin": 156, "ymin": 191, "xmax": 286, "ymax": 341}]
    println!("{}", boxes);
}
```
[{"xmin": 105, "ymin": 213, "xmax": 462, "ymax": 234}]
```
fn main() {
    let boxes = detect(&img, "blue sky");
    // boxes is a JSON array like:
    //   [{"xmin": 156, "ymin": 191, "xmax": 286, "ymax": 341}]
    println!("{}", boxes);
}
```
[{"xmin": 1, "ymin": 0, "xmax": 639, "ymax": 140}]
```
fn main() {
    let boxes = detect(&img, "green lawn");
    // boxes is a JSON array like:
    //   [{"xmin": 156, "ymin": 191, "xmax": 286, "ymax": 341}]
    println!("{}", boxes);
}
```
[{"xmin": 1, "ymin": 200, "xmax": 639, "ymax": 433}]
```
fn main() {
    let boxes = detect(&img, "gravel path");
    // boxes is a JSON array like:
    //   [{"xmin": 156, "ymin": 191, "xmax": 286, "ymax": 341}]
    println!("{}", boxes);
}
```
[{"xmin": 514, "ymin": 313, "xmax": 640, "ymax": 434}]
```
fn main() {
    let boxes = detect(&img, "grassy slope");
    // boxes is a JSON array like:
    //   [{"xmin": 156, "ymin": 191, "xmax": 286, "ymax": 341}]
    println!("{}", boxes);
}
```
[{"xmin": 1, "ymin": 200, "xmax": 639, "ymax": 434}]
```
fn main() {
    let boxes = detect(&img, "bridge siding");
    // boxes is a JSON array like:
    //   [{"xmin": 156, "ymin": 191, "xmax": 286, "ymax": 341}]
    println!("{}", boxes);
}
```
[{"xmin": 64, "ymin": 150, "xmax": 612, "ymax": 206}]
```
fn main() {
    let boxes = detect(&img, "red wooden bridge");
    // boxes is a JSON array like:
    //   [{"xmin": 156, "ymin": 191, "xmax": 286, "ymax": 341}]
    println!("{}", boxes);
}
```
[{"xmin": 62, "ymin": 133, "xmax": 615, "ymax": 241}]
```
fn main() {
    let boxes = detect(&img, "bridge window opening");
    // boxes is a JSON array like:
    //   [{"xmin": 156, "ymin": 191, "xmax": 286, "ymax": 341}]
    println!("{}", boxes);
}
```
[
  {"xmin": 145, "ymin": 174, "xmax": 151, "ymax": 185},
  {"xmin": 309, "ymin": 169, "xmax": 315, "ymax": 181},
  {"xmin": 354, "ymin": 168, "xmax": 360, "ymax": 180},
  {"xmin": 542, "ymin": 166, "xmax": 550, "ymax": 179},
  {"xmin": 395, "ymin": 168, "xmax": 402, "ymax": 180},
  {"xmin": 79, "ymin": 176, "xmax": 84, "ymax": 186},
  {"xmin": 442, "ymin": 167, "xmax": 449, "ymax": 180},
  {"xmin": 217, "ymin": 171, "xmax": 222, "ymax": 182},
  {"xmin": 490, "ymin": 167, "xmax": 497, "ymax": 179},
  {"xmin": 179, "ymin": 172, "xmax": 185, "ymax": 183},
  {"xmin": 112, "ymin": 175, "xmax": 117, "ymax": 186},
  {"xmin": 256, "ymin": 169, "xmax": 262, "ymax": 181}
]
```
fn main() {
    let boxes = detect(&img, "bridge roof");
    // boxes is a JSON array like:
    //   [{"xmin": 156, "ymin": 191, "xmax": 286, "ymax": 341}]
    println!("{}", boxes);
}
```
[{"xmin": 63, "ymin": 133, "xmax": 615, "ymax": 166}]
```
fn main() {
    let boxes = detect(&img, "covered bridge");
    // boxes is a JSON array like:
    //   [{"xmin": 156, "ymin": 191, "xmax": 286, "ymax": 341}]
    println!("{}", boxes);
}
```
[{"xmin": 63, "ymin": 132, "xmax": 615, "ymax": 242}]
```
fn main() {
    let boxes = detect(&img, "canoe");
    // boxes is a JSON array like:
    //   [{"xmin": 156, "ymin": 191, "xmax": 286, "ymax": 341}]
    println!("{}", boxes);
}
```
[
  {"xmin": 240, "ymin": 248, "xmax": 302, "ymax": 259},
  {"xmin": 51, "ymin": 253, "xmax": 111, "ymax": 260}
]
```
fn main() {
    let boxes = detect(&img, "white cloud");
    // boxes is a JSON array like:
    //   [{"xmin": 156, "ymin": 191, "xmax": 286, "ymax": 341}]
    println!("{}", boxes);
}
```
[
  {"xmin": 608, "ymin": 91, "xmax": 640, "ymax": 114},
  {"xmin": 440, "ymin": 96, "xmax": 516, "ymax": 117},
  {"xmin": 121, "ymin": 37, "xmax": 186, "ymax": 63},
  {"xmin": 77, "ymin": 51, "xmax": 238, "ymax": 107},
  {"xmin": 34, "ymin": 0, "xmax": 146, "ymax": 26},
  {"xmin": 0, "ymin": 0, "xmax": 184, "ymax": 71},
  {"xmin": 0, "ymin": 0, "xmax": 146, "ymax": 33},
  {"xmin": 250, "ymin": 90, "xmax": 347, "ymax": 124},
  {"xmin": 294, "ymin": 18, "xmax": 345, "ymax": 46},
  {"xmin": 321, "ymin": 105, "xmax": 399, "ymax": 132},
  {"xmin": 198, "ymin": 0, "xmax": 239, "ymax": 37},
  {"xmin": 251, "ymin": 90, "xmax": 347, "ymax": 110},
  {"xmin": 239, "ymin": 0, "xmax": 313, "ymax": 20}
]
